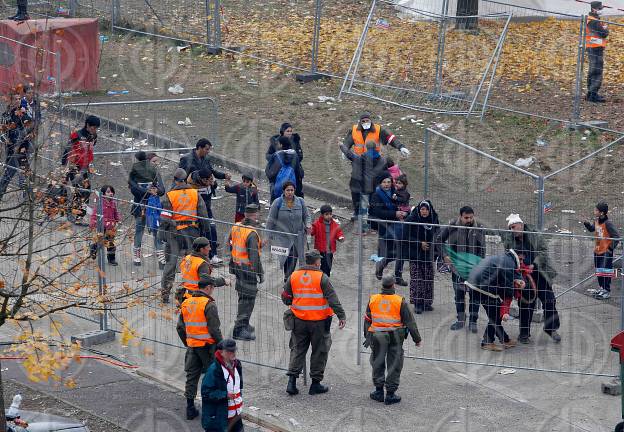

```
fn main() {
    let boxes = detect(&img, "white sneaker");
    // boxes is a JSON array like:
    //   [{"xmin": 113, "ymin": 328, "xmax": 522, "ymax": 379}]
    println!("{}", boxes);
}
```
[
  {"xmin": 595, "ymin": 289, "xmax": 611, "ymax": 300},
  {"xmin": 587, "ymin": 288, "xmax": 599, "ymax": 294},
  {"xmin": 210, "ymin": 256, "xmax": 223, "ymax": 265}
]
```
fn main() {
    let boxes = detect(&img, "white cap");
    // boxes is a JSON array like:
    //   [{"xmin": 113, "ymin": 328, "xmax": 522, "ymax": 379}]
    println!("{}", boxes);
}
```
[{"xmin": 506, "ymin": 213, "xmax": 524, "ymax": 227}]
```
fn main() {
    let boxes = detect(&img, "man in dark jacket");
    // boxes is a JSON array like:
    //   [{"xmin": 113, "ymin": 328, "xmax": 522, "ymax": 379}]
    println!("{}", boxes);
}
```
[
  {"xmin": 201, "ymin": 339, "xmax": 244, "ymax": 432},
  {"xmin": 187, "ymin": 168, "xmax": 221, "ymax": 265},
  {"xmin": 228, "ymin": 204, "xmax": 264, "ymax": 341},
  {"xmin": 503, "ymin": 213, "xmax": 561, "ymax": 343},
  {"xmin": 265, "ymin": 136, "xmax": 304, "ymax": 201},
  {"xmin": 364, "ymin": 275, "xmax": 421, "ymax": 405},
  {"xmin": 467, "ymin": 250, "xmax": 524, "ymax": 352},
  {"xmin": 177, "ymin": 276, "xmax": 224, "ymax": 420},
  {"xmin": 179, "ymin": 138, "xmax": 231, "ymax": 182},
  {"xmin": 344, "ymin": 141, "xmax": 389, "ymax": 222},
  {"xmin": 266, "ymin": 122, "xmax": 303, "ymax": 162},
  {"xmin": 128, "ymin": 151, "xmax": 165, "ymax": 267},
  {"xmin": 436, "ymin": 206, "xmax": 485, "ymax": 332},
  {"xmin": 586, "ymin": 1, "xmax": 609, "ymax": 102}
]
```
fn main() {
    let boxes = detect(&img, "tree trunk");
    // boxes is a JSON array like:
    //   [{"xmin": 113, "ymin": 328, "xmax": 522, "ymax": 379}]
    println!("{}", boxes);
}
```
[
  {"xmin": 0, "ymin": 359, "xmax": 7, "ymax": 432},
  {"xmin": 456, "ymin": 0, "xmax": 479, "ymax": 30}
]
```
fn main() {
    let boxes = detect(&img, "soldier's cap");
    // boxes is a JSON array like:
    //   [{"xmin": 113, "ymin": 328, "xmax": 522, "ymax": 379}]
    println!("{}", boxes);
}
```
[
  {"xmin": 198, "ymin": 276, "xmax": 223, "ymax": 289},
  {"xmin": 381, "ymin": 275, "xmax": 395, "ymax": 288},
  {"xmin": 591, "ymin": 1, "xmax": 603, "ymax": 10},
  {"xmin": 244, "ymin": 203, "xmax": 259, "ymax": 214},
  {"xmin": 217, "ymin": 338, "xmax": 237, "ymax": 352},
  {"xmin": 173, "ymin": 168, "xmax": 187, "ymax": 181},
  {"xmin": 305, "ymin": 249, "xmax": 322, "ymax": 262},
  {"xmin": 193, "ymin": 236, "xmax": 210, "ymax": 248}
]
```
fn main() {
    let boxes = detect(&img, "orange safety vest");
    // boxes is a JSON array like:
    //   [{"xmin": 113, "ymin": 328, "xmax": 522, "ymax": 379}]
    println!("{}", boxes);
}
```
[
  {"xmin": 586, "ymin": 16, "xmax": 607, "ymax": 48},
  {"xmin": 351, "ymin": 124, "xmax": 381, "ymax": 155},
  {"xmin": 181, "ymin": 296, "xmax": 216, "ymax": 347},
  {"xmin": 180, "ymin": 254, "xmax": 207, "ymax": 292},
  {"xmin": 594, "ymin": 220, "xmax": 613, "ymax": 255},
  {"xmin": 368, "ymin": 293, "xmax": 404, "ymax": 332},
  {"xmin": 163, "ymin": 188, "xmax": 199, "ymax": 230},
  {"xmin": 289, "ymin": 269, "xmax": 333, "ymax": 321},
  {"xmin": 230, "ymin": 223, "xmax": 261, "ymax": 266}
]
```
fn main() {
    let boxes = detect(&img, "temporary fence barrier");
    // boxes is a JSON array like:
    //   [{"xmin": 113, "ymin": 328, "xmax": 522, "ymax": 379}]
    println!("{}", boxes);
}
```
[{"xmin": 357, "ymin": 216, "xmax": 623, "ymax": 377}]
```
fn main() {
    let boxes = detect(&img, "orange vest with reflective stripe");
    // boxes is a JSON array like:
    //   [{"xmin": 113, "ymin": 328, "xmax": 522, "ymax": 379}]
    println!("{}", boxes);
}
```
[
  {"xmin": 586, "ymin": 16, "xmax": 607, "ymax": 48},
  {"xmin": 351, "ymin": 124, "xmax": 381, "ymax": 155},
  {"xmin": 180, "ymin": 254, "xmax": 206, "ymax": 291},
  {"xmin": 594, "ymin": 220, "xmax": 613, "ymax": 255},
  {"xmin": 290, "ymin": 269, "xmax": 333, "ymax": 321},
  {"xmin": 368, "ymin": 294, "xmax": 404, "ymax": 332},
  {"xmin": 181, "ymin": 296, "xmax": 216, "ymax": 347},
  {"xmin": 230, "ymin": 223, "xmax": 261, "ymax": 266},
  {"xmin": 166, "ymin": 188, "xmax": 199, "ymax": 229}
]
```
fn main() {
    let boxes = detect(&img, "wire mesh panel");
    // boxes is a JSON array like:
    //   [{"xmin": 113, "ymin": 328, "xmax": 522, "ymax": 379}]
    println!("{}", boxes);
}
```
[
  {"xmin": 425, "ymin": 128, "xmax": 540, "ymax": 228},
  {"xmin": 359, "ymin": 218, "xmax": 622, "ymax": 377},
  {"xmin": 340, "ymin": 1, "xmax": 511, "ymax": 115}
]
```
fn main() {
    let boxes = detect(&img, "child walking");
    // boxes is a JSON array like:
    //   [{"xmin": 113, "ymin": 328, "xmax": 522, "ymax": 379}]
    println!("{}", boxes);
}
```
[
  {"xmin": 90, "ymin": 185, "xmax": 121, "ymax": 266},
  {"xmin": 225, "ymin": 172, "xmax": 259, "ymax": 222},
  {"xmin": 310, "ymin": 204, "xmax": 345, "ymax": 276},
  {"xmin": 583, "ymin": 201, "xmax": 620, "ymax": 300}
]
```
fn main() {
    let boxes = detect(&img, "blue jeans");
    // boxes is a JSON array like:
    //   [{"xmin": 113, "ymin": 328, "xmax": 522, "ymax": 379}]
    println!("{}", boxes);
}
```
[{"xmin": 134, "ymin": 214, "xmax": 161, "ymax": 251}]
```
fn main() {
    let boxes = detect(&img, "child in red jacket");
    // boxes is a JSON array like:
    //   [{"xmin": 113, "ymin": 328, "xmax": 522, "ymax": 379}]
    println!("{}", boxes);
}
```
[
  {"xmin": 89, "ymin": 185, "xmax": 121, "ymax": 266},
  {"xmin": 310, "ymin": 204, "xmax": 345, "ymax": 276}
]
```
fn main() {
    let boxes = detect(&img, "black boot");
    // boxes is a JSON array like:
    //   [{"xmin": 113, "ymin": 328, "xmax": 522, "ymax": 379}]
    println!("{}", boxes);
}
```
[
  {"xmin": 89, "ymin": 243, "xmax": 97, "ymax": 260},
  {"xmin": 384, "ymin": 391, "xmax": 401, "ymax": 405},
  {"xmin": 186, "ymin": 398, "xmax": 199, "ymax": 420},
  {"xmin": 370, "ymin": 387, "xmax": 384, "ymax": 402},
  {"xmin": 107, "ymin": 253, "xmax": 118, "ymax": 266},
  {"xmin": 233, "ymin": 327, "xmax": 255, "ymax": 341},
  {"xmin": 13, "ymin": 0, "xmax": 29, "ymax": 21},
  {"xmin": 308, "ymin": 380, "xmax": 328, "ymax": 395},
  {"xmin": 286, "ymin": 376, "xmax": 299, "ymax": 395}
]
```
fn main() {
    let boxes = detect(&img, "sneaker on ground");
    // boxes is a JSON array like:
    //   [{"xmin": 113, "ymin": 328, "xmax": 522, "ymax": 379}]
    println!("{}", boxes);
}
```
[{"xmin": 595, "ymin": 289, "xmax": 611, "ymax": 300}]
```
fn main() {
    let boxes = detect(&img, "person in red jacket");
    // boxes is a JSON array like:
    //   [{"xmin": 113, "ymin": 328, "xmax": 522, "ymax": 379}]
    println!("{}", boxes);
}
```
[
  {"xmin": 310, "ymin": 205, "xmax": 345, "ymax": 276},
  {"xmin": 62, "ymin": 115, "xmax": 100, "ymax": 172}
]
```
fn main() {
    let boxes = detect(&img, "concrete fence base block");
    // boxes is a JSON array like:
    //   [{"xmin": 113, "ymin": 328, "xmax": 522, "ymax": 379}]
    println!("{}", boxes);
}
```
[
  {"xmin": 295, "ymin": 72, "xmax": 325, "ymax": 83},
  {"xmin": 601, "ymin": 378, "xmax": 622, "ymax": 396},
  {"xmin": 573, "ymin": 120, "xmax": 609, "ymax": 131},
  {"xmin": 71, "ymin": 330, "xmax": 115, "ymax": 347}
]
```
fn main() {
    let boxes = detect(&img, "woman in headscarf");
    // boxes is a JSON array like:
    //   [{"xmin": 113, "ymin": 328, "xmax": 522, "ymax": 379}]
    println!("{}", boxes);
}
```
[{"xmin": 403, "ymin": 200, "xmax": 439, "ymax": 314}]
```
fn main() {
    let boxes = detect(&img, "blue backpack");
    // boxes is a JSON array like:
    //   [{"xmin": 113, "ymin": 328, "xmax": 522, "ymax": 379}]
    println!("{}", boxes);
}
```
[
  {"xmin": 145, "ymin": 195, "xmax": 162, "ymax": 232},
  {"xmin": 273, "ymin": 153, "xmax": 296, "ymax": 199}
]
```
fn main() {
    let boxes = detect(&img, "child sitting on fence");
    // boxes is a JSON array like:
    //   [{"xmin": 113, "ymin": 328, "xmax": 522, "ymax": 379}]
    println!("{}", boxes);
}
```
[
  {"xmin": 89, "ymin": 185, "xmax": 121, "ymax": 266},
  {"xmin": 392, "ymin": 174, "xmax": 411, "ymax": 213},
  {"xmin": 224, "ymin": 172, "xmax": 259, "ymax": 223}
]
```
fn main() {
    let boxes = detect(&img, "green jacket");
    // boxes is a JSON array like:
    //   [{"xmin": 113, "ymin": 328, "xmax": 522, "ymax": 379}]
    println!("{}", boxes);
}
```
[{"xmin": 502, "ymin": 224, "xmax": 557, "ymax": 285}]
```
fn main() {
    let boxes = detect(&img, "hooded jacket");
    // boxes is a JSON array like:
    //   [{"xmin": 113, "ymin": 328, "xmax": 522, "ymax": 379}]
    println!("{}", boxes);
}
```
[
  {"xmin": 128, "ymin": 160, "xmax": 165, "ymax": 217},
  {"xmin": 402, "ymin": 200, "xmax": 440, "ymax": 262},
  {"xmin": 467, "ymin": 252, "xmax": 519, "ymax": 299},
  {"xmin": 346, "ymin": 150, "xmax": 389, "ymax": 195}
]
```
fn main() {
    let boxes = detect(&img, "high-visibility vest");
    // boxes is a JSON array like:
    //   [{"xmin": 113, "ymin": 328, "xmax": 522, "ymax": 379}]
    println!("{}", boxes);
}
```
[
  {"xmin": 586, "ymin": 16, "xmax": 607, "ymax": 48},
  {"xmin": 162, "ymin": 188, "xmax": 199, "ymax": 229},
  {"xmin": 368, "ymin": 293, "xmax": 405, "ymax": 332},
  {"xmin": 180, "ymin": 254, "xmax": 206, "ymax": 292},
  {"xmin": 594, "ymin": 220, "xmax": 613, "ymax": 255},
  {"xmin": 230, "ymin": 223, "xmax": 261, "ymax": 266},
  {"xmin": 181, "ymin": 296, "xmax": 216, "ymax": 347},
  {"xmin": 289, "ymin": 269, "xmax": 333, "ymax": 321},
  {"xmin": 351, "ymin": 124, "xmax": 381, "ymax": 155}
]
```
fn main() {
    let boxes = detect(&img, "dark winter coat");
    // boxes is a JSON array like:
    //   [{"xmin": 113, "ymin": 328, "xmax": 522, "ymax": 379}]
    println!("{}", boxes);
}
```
[
  {"xmin": 345, "ymin": 151, "xmax": 389, "ymax": 195},
  {"xmin": 128, "ymin": 160, "xmax": 165, "ymax": 217},
  {"xmin": 435, "ymin": 217, "xmax": 487, "ymax": 260},
  {"xmin": 179, "ymin": 149, "xmax": 226, "ymax": 180},
  {"xmin": 265, "ymin": 149, "xmax": 304, "ymax": 197},
  {"xmin": 501, "ymin": 223, "xmax": 557, "ymax": 286},
  {"xmin": 467, "ymin": 252, "xmax": 519, "ymax": 300},
  {"xmin": 187, "ymin": 171, "xmax": 219, "ymax": 210},
  {"xmin": 402, "ymin": 200, "xmax": 440, "ymax": 263},
  {"xmin": 267, "ymin": 133, "xmax": 303, "ymax": 162},
  {"xmin": 224, "ymin": 182, "xmax": 259, "ymax": 215},
  {"xmin": 201, "ymin": 354, "xmax": 243, "ymax": 432},
  {"xmin": 369, "ymin": 185, "xmax": 398, "ymax": 238}
]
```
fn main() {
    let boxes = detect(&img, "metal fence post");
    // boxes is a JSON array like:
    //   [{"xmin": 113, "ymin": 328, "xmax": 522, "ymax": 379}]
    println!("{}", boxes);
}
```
[
  {"xmin": 433, "ymin": 0, "xmax": 449, "ymax": 96},
  {"xmin": 537, "ymin": 176, "xmax": 545, "ymax": 231},
  {"xmin": 356, "ymin": 210, "xmax": 363, "ymax": 366},
  {"xmin": 571, "ymin": 15, "xmax": 587, "ymax": 125},
  {"xmin": 311, "ymin": 0, "xmax": 321, "ymax": 73},
  {"xmin": 96, "ymin": 191, "xmax": 108, "ymax": 331},
  {"xmin": 68, "ymin": 0, "xmax": 77, "ymax": 17},
  {"xmin": 55, "ymin": 51, "xmax": 61, "ymax": 99},
  {"xmin": 205, "ymin": 0, "xmax": 222, "ymax": 54},
  {"xmin": 424, "ymin": 128, "xmax": 430, "ymax": 197}
]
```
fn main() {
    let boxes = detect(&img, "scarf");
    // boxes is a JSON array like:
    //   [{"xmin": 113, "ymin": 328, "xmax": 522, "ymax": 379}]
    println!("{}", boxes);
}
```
[
  {"xmin": 375, "ymin": 186, "xmax": 396, "ymax": 211},
  {"xmin": 365, "ymin": 149, "xmax": 380, "ymax": 160},
  {"xmin": 215, "ymin": 350, "xmax": 238, "ymax": 380}
]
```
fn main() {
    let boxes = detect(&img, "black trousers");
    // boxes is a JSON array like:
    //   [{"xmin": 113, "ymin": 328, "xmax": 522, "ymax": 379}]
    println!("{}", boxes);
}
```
[
  {"xmin": 595, "ymin": 252, "xmax": 614, "ymax": 291},
  {"xmin": 587, "ymin": 47, "xmax": 604, "ymax": 96},
  {"xmin": 519, "ymin": 270, "xmax": 560, "ymax": 338},
  {"xmin": 474, "ymin": 291, "xmax": 509, "ymax": 344},
  {"xmin": 320, "ymin": 252, "xmax": 333, "ymax": 276}
]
